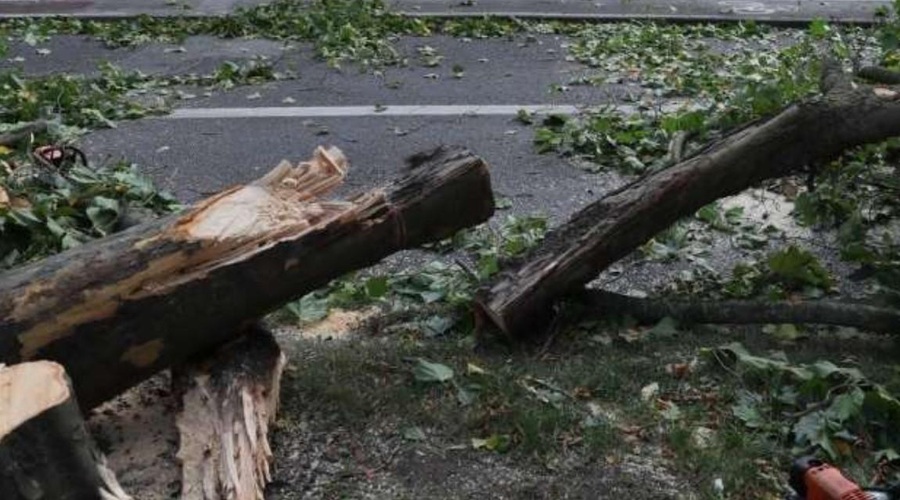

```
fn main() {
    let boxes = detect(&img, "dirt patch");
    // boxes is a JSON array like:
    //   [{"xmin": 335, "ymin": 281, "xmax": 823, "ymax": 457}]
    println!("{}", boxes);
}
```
[
  {"xmin": 273, "ymin": 307, "xmax": 380, "ymax": 340},
  {"xmin": 266, "ymin": 413, "xmax": 686, "ymax": 500},
  {"xmin": 88, "ymin": 372, "xmax": 180, "ymax": 499}
]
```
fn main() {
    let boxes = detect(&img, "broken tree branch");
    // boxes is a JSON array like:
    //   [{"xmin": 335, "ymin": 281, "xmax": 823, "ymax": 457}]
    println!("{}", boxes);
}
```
[
  {"xmin": 0, "ymin": 145, "xmax": 494, "ymax": 408},
  {"xmin": 0, "ymin": 361, "xmax": 131, "ymax": 500},
  {"xmin": 478, "ymin": 67, "xmax": 900, "ymax": 338},
  {"xmin": 175, "ymin": 325, "xmax": 285, "ymax": 500},
  {"xmin": 858, "ymin": 66, "xmax": 900, "ymax": 85},
  {"xmin": 578, "ymin": 290, "xmax": 900, "ymax": 334}
]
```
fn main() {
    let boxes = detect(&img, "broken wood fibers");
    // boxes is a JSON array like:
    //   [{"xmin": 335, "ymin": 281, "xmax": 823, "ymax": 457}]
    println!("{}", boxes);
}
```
[
  {"xmin": 175, "ymin": 326, "xmax": 285, "ymax": 500},
  {"xmin": 0, "ymin": 145, "xmax": 495, "ymax": 408}
]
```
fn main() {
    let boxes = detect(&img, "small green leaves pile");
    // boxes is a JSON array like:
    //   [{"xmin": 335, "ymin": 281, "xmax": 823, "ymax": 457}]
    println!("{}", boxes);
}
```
[
  {"xmin": 1, "ymin": 0, "xmax": 431, "ymax": 67},
  {"xmin": 281, "ymin": 215, "xmax": 549, "ymax": 333},
  {"xmin": 708, "ymin": 343, "xmax": 900, "ymax": 483},
  {"xmin": 533, "ymin": 21, "xmax": 863, "ymax": 172},
  {"xmin": 0, "ymin": 156, "xmax": 178, "ymax": 268}
]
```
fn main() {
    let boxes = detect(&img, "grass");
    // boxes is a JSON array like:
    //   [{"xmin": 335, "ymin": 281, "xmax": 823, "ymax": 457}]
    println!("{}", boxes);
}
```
[{"xmin": 272, "ymin": 315, "xmax": 898, "ymax": 498}]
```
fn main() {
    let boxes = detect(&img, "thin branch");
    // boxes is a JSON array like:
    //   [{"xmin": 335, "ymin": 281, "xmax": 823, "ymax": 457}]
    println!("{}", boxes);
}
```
[
  {"xmin": 857, "ymin": 66, "xmax": 900, "ymax": 85},
  {"xmin": 577, "ymin": 289, "xmax": 900, "ymax": 335}
]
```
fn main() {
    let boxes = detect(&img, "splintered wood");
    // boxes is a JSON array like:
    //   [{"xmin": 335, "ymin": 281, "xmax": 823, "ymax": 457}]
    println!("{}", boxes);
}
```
[
  {"xmin": 176, "ymin": 328, "xmax": 285, "ymax": 500},
  {"xmin": 176, "ymin": 146, "xmax": 350, "ymax": 250},
  {"xmin": 0, "ymin": 145, "xmax": 494, "ymax": 410}
]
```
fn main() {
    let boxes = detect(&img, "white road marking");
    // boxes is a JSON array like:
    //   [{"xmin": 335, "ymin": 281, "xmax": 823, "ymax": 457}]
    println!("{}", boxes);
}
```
[
  {"xmin": 166, "ymin": 105, "xmax": 582, "ymax": 119},
  {"xmin": 164, "ymin": 103, "xmax": 691, "ymax": 120}
]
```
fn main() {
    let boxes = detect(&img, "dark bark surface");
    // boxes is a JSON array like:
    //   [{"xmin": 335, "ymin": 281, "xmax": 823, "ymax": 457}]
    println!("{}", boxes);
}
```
[
  {"xmin": 579, "ymin": 290, "xmax": 900, "ymax": 334},
  {"xmin": 0, "ymin": 146, "xmax": 494, "ymax": 409},
  {"xmin": 0, "ymin": 361, "xmax": 130, "ymax": 500},
  {"xmin": 478, "ymin": 72, "xmax": 900, "ymax": 338}
]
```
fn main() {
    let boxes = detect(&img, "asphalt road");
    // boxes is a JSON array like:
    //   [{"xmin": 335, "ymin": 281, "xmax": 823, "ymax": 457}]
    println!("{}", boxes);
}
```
[
  {"xmin": 0, "ymin": 0, "xmax": 890, "ymax": 22},
  {"xmin": 44, "ymin": 34, "xmax": 633, "ymax": 220}
]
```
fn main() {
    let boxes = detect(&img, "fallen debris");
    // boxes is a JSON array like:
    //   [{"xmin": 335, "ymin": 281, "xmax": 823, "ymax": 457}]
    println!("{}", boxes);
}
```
[
  {"xmin": 0, "ymin": 145, "xmax": 494, "ymax": 409},
  {"xmin": 477, "ymin": 61, "xmax": 900, "ymax": 338}
]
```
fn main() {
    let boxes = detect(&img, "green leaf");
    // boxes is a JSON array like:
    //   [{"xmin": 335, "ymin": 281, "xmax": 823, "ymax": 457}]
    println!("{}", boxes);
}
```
[
  {"xmin": 471, "ymin": 434, "xmax": 510, "ymax": 452},
  {"xmin": 826, "ymin": 387, "xmax": 865, "ymax": 423},
  {"xmin": 660, "ymin": 401, "xmax": 681, "ymax": 421},
  {"xmin": 421, "ymin": 315, "xmax": 454, "ymax": 337},
  {"xmin": 402, "ymin": 426, "xmax": 427, "ymax": 442},
  {"xmin": 767, "ymin": 246, "xmax": 833, "ymax": 290},
  {"xmin": 364, "ymin": 276, "xmax": 388, "ymax": 298},
  {"xmin": 793, "ymin": 410, "xmax": 837, "ymax": 459},
  {"xmin": 412, "ymin": 358, "xmax": 454, "ymax": 383},
  {"xmin": 808, "ymin": 19, "xmax": 830, "ymax": 39},
  {"xmin": 732, "ymin": 391, "xmax": 766, "ymax": 429},
  {"xmin": 284, "ymin": 294, "xmax": 329, "ymax": 323},
  {"xmin": 649, "ymin": 316, "xmax": 678, "ymax": 337},
  {"xmin": 456, "ymin": 385, "xmax": 475, "ymax": 406},
  {"xmin": 765, "ymin": 323, "xmax": 804, "ymax": 342},
  {"xmin": 873, "ymin": 448, "xmax": 900, "ymax": 462},
  {"xmin": 85, "ymin": 197, "xmax": 120, "ymax": 236}
]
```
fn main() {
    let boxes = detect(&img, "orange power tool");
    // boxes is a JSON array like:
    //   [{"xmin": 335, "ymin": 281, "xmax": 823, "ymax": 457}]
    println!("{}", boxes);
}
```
[{"xmin": 788, "ymin": 457, "xmax": 897, "ymax": 500}]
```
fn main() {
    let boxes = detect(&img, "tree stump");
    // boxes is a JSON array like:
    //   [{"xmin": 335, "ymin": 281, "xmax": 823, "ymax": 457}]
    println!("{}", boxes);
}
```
[{"xmin": 0, "ymin": 361, "xmax": 130, "ymax": 500}]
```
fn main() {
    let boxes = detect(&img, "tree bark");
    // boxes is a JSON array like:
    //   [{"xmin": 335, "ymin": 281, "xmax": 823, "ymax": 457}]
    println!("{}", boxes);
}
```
[
  {"xmin": 477, "ymin": 70, "xmax": 900, "ymax": 338},
  {"xmin": 0, "ymin": 145, "xmax": 494, "ymax": 409},
  {"xmin": 175, "ymin": 325, "xmax": 285, "ymax": 500},
  {"xmin": 858, "ymin": 66, "xmax": 900, "ymax": 85},
  {"xmin": 0, "ymin": 361, "xmax": 131, "ymax": 500},
  {"xmin": 578, "ymin": 290, "xmax": 900, "ymax": 334}
]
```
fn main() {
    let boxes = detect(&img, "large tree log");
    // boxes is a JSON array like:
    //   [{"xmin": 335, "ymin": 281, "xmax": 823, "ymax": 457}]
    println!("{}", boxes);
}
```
[
  {"xmin": 0, "ymin": 145, "xmax": 494, "ymax": 409},
  {"xmin": 175, "ymin": 325, "xmax": 285, "ymax": 500},
  {"xmin": 477, "ymin": 65, "xmax": 900, "ymax": 338},
  {"xmin": 0, "ymin": 361, "xmax": 131, "ymax": 500}
]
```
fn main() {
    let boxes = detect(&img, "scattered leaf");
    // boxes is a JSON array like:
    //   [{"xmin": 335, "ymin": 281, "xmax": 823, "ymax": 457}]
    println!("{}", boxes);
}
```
[
  {"xmin": 402, "ymin": 426, "xmax": 427, "ymax": 442},
  {"xmin": 413, "ymin": 359, "xmax": 454, "ymax": 383},
  {"xmin": 471, "ymin": 434, "xmax": 510, "ymax": 452},
  {"xmin": 640, "ymin": 382, "xmax": 659, "ymax": 403}
]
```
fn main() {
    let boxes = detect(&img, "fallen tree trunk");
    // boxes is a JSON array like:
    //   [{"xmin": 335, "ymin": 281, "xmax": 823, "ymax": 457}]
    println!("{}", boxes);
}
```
[
  {"xmin": 0, "ymin": 361, "xmax": 131, "ymax": 500},
  {"xmin": 0, "ymin": 145, "xmax": 494, "ymax": 409},
  {"xmin": 579, "ymin": 290, "xmax": 900, "ymax": 335},
  {"xmin": 477, "ymin": 64, "xmax": 900, "ymax": 338},
  {"xmin": 175, "ymin": 325, "xmax": 285, "ymax": 500}
]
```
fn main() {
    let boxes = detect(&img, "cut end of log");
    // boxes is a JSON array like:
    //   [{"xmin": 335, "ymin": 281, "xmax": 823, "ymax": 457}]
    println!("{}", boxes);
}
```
[
  {"xmin": 0, "ymin": 361, "xmax": 69, "ymax": 438},
  {"xmin": 0, "ymin": 361, "xmax": 132, "ymax": 500}
]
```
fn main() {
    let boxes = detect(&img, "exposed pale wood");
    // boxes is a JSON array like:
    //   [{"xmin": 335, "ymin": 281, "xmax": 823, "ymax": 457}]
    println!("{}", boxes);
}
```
[
  {"xmin": 0, "ymin": 361, "xmax": 130, "ymax": 500},
  {"xmin": 478, "ymin": 68, "xmax": 900, "ymax": 337},
  {"xmin": 0, "ymin": 145, "xmax": 494, "ymax": 408},
  {"xmin": 175, "ymin": 326, "xmax": 285, "ymax": 500}
]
